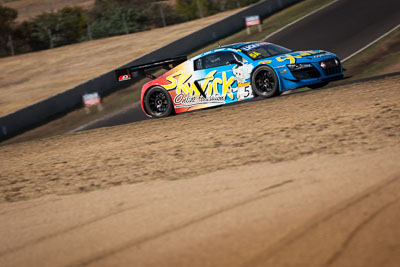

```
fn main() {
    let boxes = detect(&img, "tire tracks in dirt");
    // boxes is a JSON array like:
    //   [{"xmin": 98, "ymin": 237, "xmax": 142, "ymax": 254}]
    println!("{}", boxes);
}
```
[
  {"xmin": 242, "ymin": 174, "xmax": 400, "ymax": 267},
  {"xmin": 68, "ymin": 180, "xmax": 294, "ymax": 267},
  {"xmin": 0, "ymin": 203, "xmax": 143, "ymax": 258},
  {"xmin": 325, "ymin": 197, "xmax": 400, "ymax": 266}
]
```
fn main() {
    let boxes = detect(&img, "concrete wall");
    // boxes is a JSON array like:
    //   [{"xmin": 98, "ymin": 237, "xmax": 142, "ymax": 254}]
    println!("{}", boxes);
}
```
[{"xmin": 0, "ymin": 0, "xmax": 301, "ymax": 141}]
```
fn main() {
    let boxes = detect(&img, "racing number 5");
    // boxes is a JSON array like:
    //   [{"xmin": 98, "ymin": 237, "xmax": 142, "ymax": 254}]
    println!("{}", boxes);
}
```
[{"xmin": 244, "ymin": 86, "xmax": 251, "ymax": 98}]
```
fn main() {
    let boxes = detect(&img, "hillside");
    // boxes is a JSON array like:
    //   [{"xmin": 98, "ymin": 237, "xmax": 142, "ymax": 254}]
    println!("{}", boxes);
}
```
[
  {"xmin": 3, "ymin": 0, "xmax": 94, "ymax": 21},
  {"xmin": 0, "ymin": 8, "xmax": 241, "ymax": 117}
]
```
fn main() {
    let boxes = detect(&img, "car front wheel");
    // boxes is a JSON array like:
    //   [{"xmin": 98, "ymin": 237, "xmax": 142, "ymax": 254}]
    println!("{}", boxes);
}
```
[{"xmin": 251, "ymin": 66, "xmax": 279, "ymax": 98}]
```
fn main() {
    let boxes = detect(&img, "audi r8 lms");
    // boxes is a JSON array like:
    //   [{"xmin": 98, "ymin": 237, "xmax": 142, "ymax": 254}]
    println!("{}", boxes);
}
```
[{"xmin": 116, "ymin": 41, "xmax": 344, "ymax": 118}]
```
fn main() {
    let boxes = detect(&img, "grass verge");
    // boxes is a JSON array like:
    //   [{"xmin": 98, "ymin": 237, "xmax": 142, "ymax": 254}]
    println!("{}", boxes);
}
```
[{"xmin": 342, "ymin": 27, "xmax": 400, "ymax": 80}]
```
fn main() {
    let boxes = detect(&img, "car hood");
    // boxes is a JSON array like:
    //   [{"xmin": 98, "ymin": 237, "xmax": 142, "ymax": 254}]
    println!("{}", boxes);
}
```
[
  {"xmin": 254, "ymin": 50, "xmax": 338, "ymax": 66},
  {"xmin": 286, "ymin": 50, "xmax": 337, "ymax": 63}
]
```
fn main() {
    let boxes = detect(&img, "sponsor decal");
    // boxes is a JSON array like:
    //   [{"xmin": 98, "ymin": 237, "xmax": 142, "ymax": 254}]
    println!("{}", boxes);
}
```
[
  {"xmin": 241, "ymin": 42, "xmax": 269, "ymax": 51},
  {"xmin": 248, "ymin": 51, "xmax": 261, "ymax": 58},
  {"xmin": 173, "ymin": 94, "xmax": 226, "ymax": 108},
  {"xmin": 276, "ymin": 54, "xmax": 301, "ymax": 64},
  {"xmin": 164, "ymin": 64, "xmax": 254, "ymax": 108},
  {"xmin": 245, "ymin": 15, "xmax": 261, "ymax": 27},
  {"xmin": 82, "ymin": 92, "xmax": 101, "ymax": 107},
  {"xmin": 258, "ymin": 60, "xmax": 272, "ymax": 64},
  {"xmin": 165, "ymin": 70, "xmax": 235, "ymax": 99},
  {"xmin": 118, "ymin": 74, "xmax": 131, "ymax": 81},
  {"xmin": 276, "ymin": 50, "xmax": 325, "ymax": 64}
]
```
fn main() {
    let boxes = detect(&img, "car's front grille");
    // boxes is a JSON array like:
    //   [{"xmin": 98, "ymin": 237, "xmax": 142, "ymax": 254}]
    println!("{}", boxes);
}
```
[
  {"xmin": 291, "ymin": 66, "xmax": 321, "ymax": 80},
  {"xmin": 322, "ymin": 59, "xmax": 341, "ymax": 76}
]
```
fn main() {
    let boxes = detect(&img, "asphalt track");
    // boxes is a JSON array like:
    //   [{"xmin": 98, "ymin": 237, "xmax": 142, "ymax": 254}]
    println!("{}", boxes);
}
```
[{"xmin": 78, "ymin": 0, "xmax": 400, "ymax": 131}]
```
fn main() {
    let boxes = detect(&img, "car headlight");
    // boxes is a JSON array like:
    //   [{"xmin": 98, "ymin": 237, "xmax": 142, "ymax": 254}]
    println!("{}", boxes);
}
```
[
  {"xmin": 287, "ymin": 63, "xmax": 313, "ymax": 70},
  {"xmin": 320, "ymin": 62, "xmax": 326, "ymax": 69}
]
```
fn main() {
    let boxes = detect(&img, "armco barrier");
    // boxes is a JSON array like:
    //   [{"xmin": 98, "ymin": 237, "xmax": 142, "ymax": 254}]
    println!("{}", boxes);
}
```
[{"xmin": 0, "ymin": 0, "xmax": 300, "ymax": 141}]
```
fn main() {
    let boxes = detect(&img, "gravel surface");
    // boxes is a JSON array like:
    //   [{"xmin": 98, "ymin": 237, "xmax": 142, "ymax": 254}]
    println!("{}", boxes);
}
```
[
  {"xmin": 1, "ymin": 76, "xmax": 399, "ymax": 203},
  {"xmin": 1, "ymin": 77, "xmax": 400, "ymax": 267}
]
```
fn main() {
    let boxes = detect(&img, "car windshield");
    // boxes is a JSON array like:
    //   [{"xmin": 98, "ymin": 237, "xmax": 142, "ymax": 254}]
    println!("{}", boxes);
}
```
[{"xmin": 240, "ymin": 43, "xmax": 292, "ymax": 60}]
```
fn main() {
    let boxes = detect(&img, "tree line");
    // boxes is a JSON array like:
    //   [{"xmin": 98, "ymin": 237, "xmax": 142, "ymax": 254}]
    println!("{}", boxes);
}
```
[{"xmin": 0, "ymin": 0, "xmax": 259, "ymax": 58}]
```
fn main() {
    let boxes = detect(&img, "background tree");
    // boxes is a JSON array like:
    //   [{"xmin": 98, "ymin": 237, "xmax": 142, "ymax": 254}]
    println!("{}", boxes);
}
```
[
  {"xmin": 89, "ymin": 0, "xmax": 153, "ymax": 38},
  {"xmin": 0, "ymin": 0, "xmax": 261, "ymax": 58},
  {"xmin": 25, "ymin": 7, "xmax": 87, "ymax": 50},
  {"xmin": 0, "ymin": 5, "xmax": 18, "ymax": 56},
  {"xmin": 12, "ymin": 21, "xmax": 34, "ymax": 54},
  {"xmin": 57, "ymin": 7, "xmax": 87, "ymax": 44},
  {"xmin": 175, "ymin": 0, "xmax": 258, "ymax": 19}
]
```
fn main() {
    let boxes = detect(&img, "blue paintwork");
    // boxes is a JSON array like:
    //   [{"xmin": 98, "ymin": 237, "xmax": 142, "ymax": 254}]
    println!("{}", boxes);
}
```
[
  {"xmin": 192, "ymin": 41, "xmax": 344, "ymax": 94},
  {"xmin": 150, "ymin": 41, "xmax": 345, "ymax": 114}
]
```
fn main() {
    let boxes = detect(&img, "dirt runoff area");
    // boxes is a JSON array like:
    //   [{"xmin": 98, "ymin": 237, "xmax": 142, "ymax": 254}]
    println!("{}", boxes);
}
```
[{"xmin": 0, "ymin": 76, "xmax": 400, "ymax": 266}]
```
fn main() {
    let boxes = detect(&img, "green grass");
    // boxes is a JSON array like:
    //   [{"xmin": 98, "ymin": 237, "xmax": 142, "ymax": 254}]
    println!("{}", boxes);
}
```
[{"xmin": 342, "ymin": 27, "xmax": 400, "ymax": 80}]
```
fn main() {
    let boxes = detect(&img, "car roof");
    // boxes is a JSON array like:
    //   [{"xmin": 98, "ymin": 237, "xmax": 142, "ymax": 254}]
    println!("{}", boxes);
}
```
[
  {"xmin": 192, "ymin": 41, "xmax": 269, "ymax": 60},
  {"xmin": 221, "ymin": 41, "xmax": 273, "ymax": 50},
  {"xmin": 219, "ymin": 42, "xmax": 254, "ymax": 49}
]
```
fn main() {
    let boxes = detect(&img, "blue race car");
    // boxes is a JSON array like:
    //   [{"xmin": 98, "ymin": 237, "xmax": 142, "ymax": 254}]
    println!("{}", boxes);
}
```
[{"xmin": 116, "ymin": 41, "xmax": 344, "ymax": 117}]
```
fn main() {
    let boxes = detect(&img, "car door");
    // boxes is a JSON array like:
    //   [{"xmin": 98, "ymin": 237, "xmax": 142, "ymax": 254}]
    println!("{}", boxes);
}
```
[{"xmin": 192, "ymin": 51, "xmax": 252, "ymax": 105}]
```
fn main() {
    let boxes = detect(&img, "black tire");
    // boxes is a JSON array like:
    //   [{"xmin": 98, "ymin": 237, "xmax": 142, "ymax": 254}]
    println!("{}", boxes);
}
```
[
  {"xmin": 144, "ymin": 86, "xmax": 174, "ymax": 118},
  {"xmin": 308, "ymin": 82, "xmax": 328, "ymax": 89},
  {"xmin": 251, "ymin": 65, "xmax": 279, "ymax": 98}
]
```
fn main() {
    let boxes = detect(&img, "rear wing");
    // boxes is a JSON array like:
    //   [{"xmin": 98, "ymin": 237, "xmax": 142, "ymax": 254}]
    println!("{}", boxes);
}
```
[{"xmin": 115, "ymin": 56, "xmax": 187, "ymax": 82}]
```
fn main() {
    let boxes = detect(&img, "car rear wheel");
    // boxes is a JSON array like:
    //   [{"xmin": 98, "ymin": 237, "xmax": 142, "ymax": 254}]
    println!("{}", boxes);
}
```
[
  {"xmin": 144, "ymin": 86, "xmax": 173, "ymax": 118},
  {"xmin": 251, "ymin": 66, "xmax": 279, "ymax": 98}
]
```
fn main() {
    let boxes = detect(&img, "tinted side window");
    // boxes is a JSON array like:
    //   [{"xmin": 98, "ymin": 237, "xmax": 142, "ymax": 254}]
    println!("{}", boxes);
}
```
[
  {"xmin": 194, "ymin": 58, "xmax": 203, "ymax": 70},
  {"xmin": 194, "ymin": 52, "xmax": 242, "ymax": 70}
]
